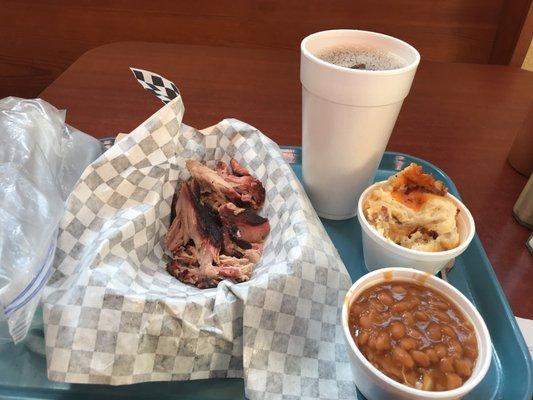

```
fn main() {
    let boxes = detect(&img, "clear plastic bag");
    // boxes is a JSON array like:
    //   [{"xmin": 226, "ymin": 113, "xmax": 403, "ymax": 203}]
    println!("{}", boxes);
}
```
[{"xmin": 0, "ymin": 97, "xmax": 103, "ymax": 343}]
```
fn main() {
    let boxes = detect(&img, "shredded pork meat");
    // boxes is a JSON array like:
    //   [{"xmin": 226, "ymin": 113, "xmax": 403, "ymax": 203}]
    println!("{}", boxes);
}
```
[
  {"xmin": 187, "ymin": 159, "xmax": 265, "ymax": 209},
  {"xmin": 165, "ymin": 159, "xmax": 269, "ymax": 288}
]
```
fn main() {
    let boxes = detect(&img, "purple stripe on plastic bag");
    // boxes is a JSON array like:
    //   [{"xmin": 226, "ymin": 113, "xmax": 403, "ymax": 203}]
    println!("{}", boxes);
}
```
[{"xmin": 4, "ymin": 235, "xmax": 57, "ymax": 316}]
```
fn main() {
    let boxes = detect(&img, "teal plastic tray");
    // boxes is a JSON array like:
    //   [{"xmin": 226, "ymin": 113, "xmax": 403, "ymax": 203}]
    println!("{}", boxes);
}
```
[{"xmin": 0, "ymin": 148, "xmax": 531, "ymax": 399}]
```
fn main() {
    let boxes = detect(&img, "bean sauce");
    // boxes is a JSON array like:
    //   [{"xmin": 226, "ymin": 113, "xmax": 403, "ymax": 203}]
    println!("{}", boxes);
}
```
[{"xmin": 349, "ymin": 281, "xmax": 478, "ymax": 391}]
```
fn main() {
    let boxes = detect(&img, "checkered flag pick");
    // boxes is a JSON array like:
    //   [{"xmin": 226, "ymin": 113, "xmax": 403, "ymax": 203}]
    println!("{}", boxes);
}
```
[
  {"xmin": 42, "ymin": 71, "xmax": 356, "ymax": 399},
  {"xmin": 130, "ymin": 68, "xmax": 180, "ymax": 104}
]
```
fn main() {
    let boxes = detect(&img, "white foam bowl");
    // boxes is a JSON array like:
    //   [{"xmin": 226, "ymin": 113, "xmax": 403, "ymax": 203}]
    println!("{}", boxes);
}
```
[
  {"xmin": 342, "ymin": 267, "xmax": 492, "ymax": 400},
  {"xmin": 357, "ymin": 181, "xmax": 475, "ymax": 275}
]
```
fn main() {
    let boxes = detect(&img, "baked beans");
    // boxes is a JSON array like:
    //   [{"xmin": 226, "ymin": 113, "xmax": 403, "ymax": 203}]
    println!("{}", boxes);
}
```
[{"xmin": 348, "ymin": 281, "xmax": 478, "ymax": 391}]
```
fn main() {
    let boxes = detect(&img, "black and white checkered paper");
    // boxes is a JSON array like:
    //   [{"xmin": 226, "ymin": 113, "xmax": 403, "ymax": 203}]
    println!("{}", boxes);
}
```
[
  {"xmin": 130, "ymin": 68, "xmax": 180, "ymax": 104},
  {"xmin": 42, "ymin": 71, "xmax": 355, "ymax": 399}
]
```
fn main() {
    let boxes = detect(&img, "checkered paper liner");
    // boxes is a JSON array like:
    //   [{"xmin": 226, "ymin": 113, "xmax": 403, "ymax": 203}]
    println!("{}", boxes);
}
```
[
  {"xmin": 42, "ymin": 70, "xmax": 356, "ymax": 399},
  {"xmin": 130, "ymin": 67, "xmax": 180, "ymax": 104}
]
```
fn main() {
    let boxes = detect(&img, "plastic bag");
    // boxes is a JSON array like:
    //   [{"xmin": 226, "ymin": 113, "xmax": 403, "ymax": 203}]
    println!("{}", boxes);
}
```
[{"xmin": 0, "ymin": 97, "xmax": 103, "ymax": 343}]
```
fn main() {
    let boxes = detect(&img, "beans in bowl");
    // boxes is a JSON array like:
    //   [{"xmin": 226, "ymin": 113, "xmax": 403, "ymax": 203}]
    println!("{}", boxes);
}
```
[{"xmin": 348, "ymin": 280, "xmax": 478, "ymax": 391}]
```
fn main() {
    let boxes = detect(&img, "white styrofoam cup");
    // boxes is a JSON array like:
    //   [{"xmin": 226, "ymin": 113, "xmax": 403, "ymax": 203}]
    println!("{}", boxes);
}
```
[
  {"xmin": 301, "ymin": 29, "xmax": 420, "ymax": 220},
  {"xmin": 357, "ymin": 181, "xmax": 475, "ymax": 275},
  {"xmin": 342, "ymin": 267, "xmax": 492, "ymax": 400}
]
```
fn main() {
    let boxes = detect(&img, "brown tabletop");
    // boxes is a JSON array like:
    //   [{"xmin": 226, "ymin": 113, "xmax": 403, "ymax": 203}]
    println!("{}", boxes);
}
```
[{"xmin": 39, "ymin": 41, "xmax": 533, "ymax": 318}]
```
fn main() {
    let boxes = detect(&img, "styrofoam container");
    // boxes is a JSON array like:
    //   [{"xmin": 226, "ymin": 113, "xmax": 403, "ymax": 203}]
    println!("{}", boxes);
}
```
[
  {"xmin": 357, "ymin": 181, "xmax": 475, "ymax": 275},
  {"xmin": 300, "ymin": 29, "xmax": 420, "ymax": 220},
  {"xmin": 342, "ymin": 267, "xmax": 492, "ymax": 400}
]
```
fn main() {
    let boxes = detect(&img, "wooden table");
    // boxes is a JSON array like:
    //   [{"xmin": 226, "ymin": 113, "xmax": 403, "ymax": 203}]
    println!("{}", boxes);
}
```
[{"xmin": 39, "ymin": 42, "xmax": 533, "ymax": 318}]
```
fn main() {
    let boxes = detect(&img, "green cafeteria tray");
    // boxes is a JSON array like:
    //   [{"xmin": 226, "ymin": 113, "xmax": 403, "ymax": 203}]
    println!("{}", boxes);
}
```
[{"xmin": 0, "ymin": 147, "xmax": 531, "ymax": 399}]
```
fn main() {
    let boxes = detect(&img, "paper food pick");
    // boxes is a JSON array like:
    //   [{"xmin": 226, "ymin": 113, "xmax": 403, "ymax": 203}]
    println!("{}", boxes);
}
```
[{"xmin": 42, "ymin": 71, "xmax": 355, "ymax": 399}]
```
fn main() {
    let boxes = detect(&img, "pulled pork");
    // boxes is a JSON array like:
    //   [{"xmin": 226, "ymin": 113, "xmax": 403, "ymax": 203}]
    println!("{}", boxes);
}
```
[{"xmin": 165, "ymin": 159, "xmax": 269, "ymax": 288}]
